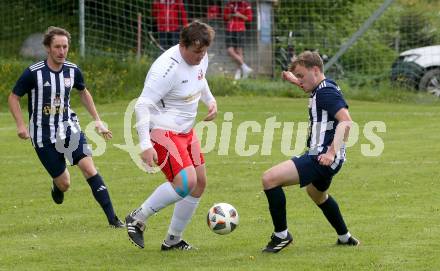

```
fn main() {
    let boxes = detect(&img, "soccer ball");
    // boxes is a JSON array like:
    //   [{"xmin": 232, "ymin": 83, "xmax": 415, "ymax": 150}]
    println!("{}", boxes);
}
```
[{"xmin": 207, "ymin": 203, "xmax": 239, "ymax": 235}]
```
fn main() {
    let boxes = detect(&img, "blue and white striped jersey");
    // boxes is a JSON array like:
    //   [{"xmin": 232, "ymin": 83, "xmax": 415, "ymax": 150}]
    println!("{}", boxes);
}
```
[
  {"xmin": 307, "ymin": 79, "xmax": 348, "ymax": 164},
  {"xmin": 13, "ymin": 60, "xmax": 85, "ymax": 148}
]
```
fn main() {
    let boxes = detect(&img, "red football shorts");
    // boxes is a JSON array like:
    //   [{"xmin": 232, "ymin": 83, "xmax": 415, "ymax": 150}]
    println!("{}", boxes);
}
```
[{"xmin": 150, "ymin": 129, "xmax": 205, "ymax": 181}]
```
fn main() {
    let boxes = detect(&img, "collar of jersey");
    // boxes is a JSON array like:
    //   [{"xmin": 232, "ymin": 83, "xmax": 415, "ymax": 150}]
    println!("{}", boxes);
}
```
[{"xmin": 44, "ymin": 59, "xmax": 65, "ymax": 73}]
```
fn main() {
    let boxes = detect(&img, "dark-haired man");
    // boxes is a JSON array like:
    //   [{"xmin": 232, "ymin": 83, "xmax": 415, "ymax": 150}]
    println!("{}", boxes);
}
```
[{"xmin": 125, "ymin": 21, "xmax": 217, "ymax": 250}]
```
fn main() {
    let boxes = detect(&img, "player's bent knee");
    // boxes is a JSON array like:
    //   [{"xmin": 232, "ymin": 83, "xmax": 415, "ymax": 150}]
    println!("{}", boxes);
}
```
[
  {"xmin": 174, "ymin": 169, "xmax": 196, "ymax": 198},
  {"xmin": 310, "ymin": 195, "xmax": 327, "ymax": 205},
  {"xmin": 56, "ymin": 179, "xmax": 70, "ymax": 192},
  {"xmin": 261, "ymin": 171, "xmax": 274, "ymax": 190},
  {"xmin": 59, "ymin": 182, "xmax": 70, "ymax": 192},
  {"xmin": 306, "ymin": 185, "xmax": 327, "ymax": 204},
  {"xmin": 54, "ymin": 172, "xmax": 70, "ymax": 192}
]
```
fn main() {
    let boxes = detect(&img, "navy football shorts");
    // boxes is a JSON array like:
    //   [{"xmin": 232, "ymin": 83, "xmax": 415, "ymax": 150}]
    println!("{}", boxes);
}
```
[
  {"xmin": 292, "ymin": 152, "xmax": 343, "ymax": 192},
  {"xmin": 225, "ymin": 31, "xmax": 244, "ymax": 49},
  {"xmin": 34, "ymin": 132, "xmax": 91, "ymax": 178}
]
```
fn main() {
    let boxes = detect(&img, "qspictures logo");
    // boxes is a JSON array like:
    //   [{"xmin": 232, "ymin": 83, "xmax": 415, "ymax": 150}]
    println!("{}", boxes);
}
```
[{"xmin": 76, "ymin": 99, "xmax": 387, "ymax": 173}]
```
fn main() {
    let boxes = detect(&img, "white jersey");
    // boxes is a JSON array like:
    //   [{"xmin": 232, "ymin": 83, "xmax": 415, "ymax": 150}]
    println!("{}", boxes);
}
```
[{"xmin": 135, "ymin": 45, "xmax": 215, "ymax": 150}]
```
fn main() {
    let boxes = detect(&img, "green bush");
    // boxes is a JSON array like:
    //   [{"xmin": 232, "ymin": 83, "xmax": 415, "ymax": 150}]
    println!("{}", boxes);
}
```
[
  {"xmin": 398, "ymin": 9, "xmax": 436, "ymax": 51},
  {"xmin": 73, "ymin": 54, "xmax": 152, "ymax": 103},
  {"xmin": 0, "ymin": 58, "xmax": 32, "ymax": 105},
  {"xmin": 207, "ymin": 76, "xmax": 306, "ymax": 99},
  {"xmin": 273, "ymin": 0, "xmax": 440, "ymax": 85},
  {"xmin": 0, "ymin": 1, "xmax": 78, "ymax": 58},
  {"xmin": 2, "ymin": 55, "xmax": 438, "ymax": 110}
]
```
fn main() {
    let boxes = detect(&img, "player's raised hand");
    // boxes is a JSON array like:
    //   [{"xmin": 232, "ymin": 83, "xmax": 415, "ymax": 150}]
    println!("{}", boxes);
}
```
[
  {"xmin": 95, "ymin": 120, "xmax": 112, "ymax": 140},
  {"xmin": 282, "ymin": 71, "xmax": 300, "ymax": 87},
  {"xmin": 17, "ymin": 125, "xmax": 30, "ymax": 140},
  {"xmin": 204, "ymin": 101, "xmax": 217, "ymax": 121}
]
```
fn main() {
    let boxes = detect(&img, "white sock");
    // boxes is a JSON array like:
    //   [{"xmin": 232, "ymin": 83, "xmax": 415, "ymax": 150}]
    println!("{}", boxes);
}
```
[
  {"xmin": 338, "ymin": 232, "xmax": 351, "ymax": 243},
  {"xmin": 241, "ymin": 63, "xmax": 251, "ymax": 72},
  {"xmin": 133, "ymin": 182, "xmax": 182, "ymax": 222},
  {"xmin": 165, "ymin": 195, "xmax": 200, "ymax": 245},
  {"xmin": 274, "ymin": 229, "xmax": 288, "ymax": 239},
  {"xmin": 234, "ymin": 68, "xmax": 241, "ymax": 80}
]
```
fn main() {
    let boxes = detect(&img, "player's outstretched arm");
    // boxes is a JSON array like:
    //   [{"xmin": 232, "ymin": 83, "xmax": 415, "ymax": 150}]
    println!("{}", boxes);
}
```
[
  {"xmin": 282, "ymin": 71, "xmax": 301, "ymax": 87},
  {"xmin": 78, "ymin": 88, "xmax": 112, "ymax": 140},
  {"xmin": 8, "ymin": 93, "xmax": 29, "ymax": 140}
]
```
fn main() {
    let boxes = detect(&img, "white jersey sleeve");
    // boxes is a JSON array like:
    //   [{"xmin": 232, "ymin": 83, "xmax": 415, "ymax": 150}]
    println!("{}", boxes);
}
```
[
  {"xmin": 200, "ymin": 79, "xmax": 215, "ymax": 106},
  {"xmin": 200, "ymin": 54, "xmax": 215, "ymax": 106},
  {"xmin": 135, "ymin": 49, "xmax": 178, "ymax": 151}
]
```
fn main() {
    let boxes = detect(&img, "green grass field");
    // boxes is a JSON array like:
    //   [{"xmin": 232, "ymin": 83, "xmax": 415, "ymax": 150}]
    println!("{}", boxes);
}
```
[{"xmin": 1, "ymin": 96, "xmax": 439, "ymax": 270}]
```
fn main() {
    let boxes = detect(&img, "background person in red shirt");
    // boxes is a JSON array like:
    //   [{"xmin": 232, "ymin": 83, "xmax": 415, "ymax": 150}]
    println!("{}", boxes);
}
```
[
  {"xmin": 152, "ymin": 0, "xmax": 188, "ymax": 50},
  {"xmin": 223, "ymin": 0, "xmax": 253, "ymax": 79}
]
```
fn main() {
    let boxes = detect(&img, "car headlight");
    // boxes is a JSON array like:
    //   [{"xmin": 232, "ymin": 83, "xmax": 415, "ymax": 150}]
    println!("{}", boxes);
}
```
[{"xmin": 402, "ymin": 54, "xmax": 420, "ymax": 62}]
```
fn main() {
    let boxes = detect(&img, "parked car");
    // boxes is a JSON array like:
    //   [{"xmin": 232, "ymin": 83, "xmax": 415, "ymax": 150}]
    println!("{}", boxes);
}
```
[{"xmin": 391, "ymin": 45, "xmax": 440, "ymax": 96}]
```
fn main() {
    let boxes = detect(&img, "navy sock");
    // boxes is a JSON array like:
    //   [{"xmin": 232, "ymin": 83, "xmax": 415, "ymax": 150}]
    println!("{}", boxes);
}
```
[
  {"xmin": 317, "ymin": 195, "xmax": 348, "ymax": 235},
  {"xmin": 87, "ymin": 174, "xmax": 116, "ymax": 223},
  {"xmin": 264, "ymin": 186, "xmax": 287, "ymax": 232}
]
